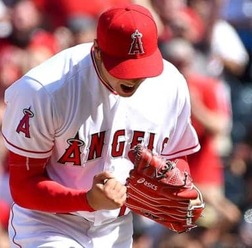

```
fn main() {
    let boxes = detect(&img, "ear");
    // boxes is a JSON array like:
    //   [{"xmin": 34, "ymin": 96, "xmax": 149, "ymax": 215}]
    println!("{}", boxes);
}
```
[{"xmin": 93, "ymin": 39, "xmax": 102, "ymax": 60}]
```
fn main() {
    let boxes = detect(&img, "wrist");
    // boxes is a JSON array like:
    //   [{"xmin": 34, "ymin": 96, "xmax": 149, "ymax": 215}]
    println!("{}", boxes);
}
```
[{"xmin": 84, "ymin": 192, "xmax": 95, "ymax": 212}]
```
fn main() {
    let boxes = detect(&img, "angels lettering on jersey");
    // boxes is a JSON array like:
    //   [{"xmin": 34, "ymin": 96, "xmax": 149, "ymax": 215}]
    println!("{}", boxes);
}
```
[
  {"xmin": 16, "ymin": 107, "xmax": 170, "ymax": 166},
  {"xmin": 58, "ymin": 130, "xmax": 158, "ymax": 166}
]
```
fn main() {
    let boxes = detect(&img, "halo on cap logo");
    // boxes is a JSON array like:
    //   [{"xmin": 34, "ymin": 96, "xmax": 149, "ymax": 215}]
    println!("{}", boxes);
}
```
[{"xmin": 128, "ymin": 30, "xmax": 145, "ymax": 55}]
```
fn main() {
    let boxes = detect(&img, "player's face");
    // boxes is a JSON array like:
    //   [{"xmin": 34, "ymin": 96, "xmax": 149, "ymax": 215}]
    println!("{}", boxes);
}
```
[
  {"xmin": 93, "ymin": 41, "xmax": 146, "ymax": 97},
  {"xmin": 100, "ymin": 63, "xmax": 145, "ymax": 97}
]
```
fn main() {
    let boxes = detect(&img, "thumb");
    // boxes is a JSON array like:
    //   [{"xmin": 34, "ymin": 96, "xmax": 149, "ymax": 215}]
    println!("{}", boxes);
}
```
[{"xmin": 93, "ymin": 171, "xmax": 115, "ymax": 185}]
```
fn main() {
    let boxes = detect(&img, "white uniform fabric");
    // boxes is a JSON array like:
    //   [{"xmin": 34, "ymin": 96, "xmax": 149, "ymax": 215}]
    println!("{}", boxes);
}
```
[
  {"xmin": 2, "ymin": 42, "xmax": 200, "ymax": 247},
  {"xmin": 9, "ymin": 204, "xmax": 133, "ymax": 248}
]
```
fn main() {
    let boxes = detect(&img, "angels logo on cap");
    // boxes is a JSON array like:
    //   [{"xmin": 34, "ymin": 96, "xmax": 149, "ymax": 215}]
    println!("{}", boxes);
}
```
[
  {"xmin": 96, "ymin": 4, "xmax": 163, "ymax": 79},
  {"xmin": 129, "ymin": 30, "xmax": 144, "ymax": 55}
]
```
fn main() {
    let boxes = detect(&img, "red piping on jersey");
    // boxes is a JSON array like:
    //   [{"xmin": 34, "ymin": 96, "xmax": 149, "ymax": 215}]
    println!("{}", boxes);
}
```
[
  {"xmin": 2, "ymin": 133, "xmax": 53, "ymax": 155},
  {"xmin": 90, "ymin": 45, "xmax": 118, "ymax": 95},
  {"xmin": 9, "ymin": 204, "xmax": 22, "ymax": 248}
]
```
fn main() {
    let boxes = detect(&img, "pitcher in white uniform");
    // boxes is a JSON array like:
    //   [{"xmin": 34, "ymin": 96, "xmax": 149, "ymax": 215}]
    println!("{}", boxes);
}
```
[{"xmin": 2, "ymin": 4, "xmax": 200, "ymax": 248}]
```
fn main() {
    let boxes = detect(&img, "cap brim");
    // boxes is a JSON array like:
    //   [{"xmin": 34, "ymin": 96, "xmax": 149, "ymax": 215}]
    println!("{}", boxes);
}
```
[{"xmin": 101, "ymin": 48, "xmax": 163, "ymax": 79}]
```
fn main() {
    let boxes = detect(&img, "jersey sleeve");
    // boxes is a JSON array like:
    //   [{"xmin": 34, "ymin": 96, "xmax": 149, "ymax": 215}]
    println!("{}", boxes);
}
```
[
  {"xmin": 2, "ymin": 76, "xmax": 58, "ymax": 158},
  {"xmin": 161, "ymin": 74, "xmax": 200, "ymax": 158}
]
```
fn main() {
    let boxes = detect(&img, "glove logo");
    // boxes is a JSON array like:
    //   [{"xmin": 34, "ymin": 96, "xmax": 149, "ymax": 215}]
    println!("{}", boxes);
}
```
[
  {"xmin": 137, "ymin": 178, "xmax": 145, "ymax": 184},
  {"xmin": 137, "ymin": 177, "xmax": 158, "ymax": 191}
]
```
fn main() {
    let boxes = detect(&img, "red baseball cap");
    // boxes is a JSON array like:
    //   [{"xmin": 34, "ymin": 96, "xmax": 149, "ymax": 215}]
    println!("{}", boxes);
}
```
[{"xmin": 97, "ymin": 4, "xmax": 163, "ymax": 79}]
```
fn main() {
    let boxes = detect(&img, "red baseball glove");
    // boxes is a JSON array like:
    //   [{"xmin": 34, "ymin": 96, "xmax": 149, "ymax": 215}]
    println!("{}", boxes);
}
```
[{"xmin": 125, "ymin": 144, "xmax": 204, "ymax": 233}]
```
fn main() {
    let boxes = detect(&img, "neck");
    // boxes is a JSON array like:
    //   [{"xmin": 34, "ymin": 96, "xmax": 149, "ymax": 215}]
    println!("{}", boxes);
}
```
[{"xmin": 92, "ymin": 48, "xmax": 117, "ymax": 94}]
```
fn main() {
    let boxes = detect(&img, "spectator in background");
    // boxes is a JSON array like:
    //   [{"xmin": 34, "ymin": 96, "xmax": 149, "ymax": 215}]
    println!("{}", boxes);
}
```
[
  {"xmin": 221, "ymin": 0, "xmax": 252, "ymax": 146},
  {"xmin": 187, "ymin": 0, "xmax": 249, "ymax": 79},
  {"xmin": 221, "ymin": 0, "xmax": 252, "ymax": 83},
  {"xmin": 0, "ymin": 0, "xmax": 11, "ymax": 39},
  {"xmin": 31, "ymin": 0, "xmax": 132, "ymax": 32},
  {"xmin": 156, "ymin": 231, "xmax": 204, "ymax": 248},
  {"xmin": 225, "ymin": 126, "xmax": 252, "ymax": 247},
  {"xmin": 186, "ymin": 0, "xmax": 249, "ymax": 152},
  {"xmin": 161, "ymin": 37, "xmax": 241, "ymax": 248},
  {"xmin": 66, "ymin": 15, "xmax": 97, "ymax": 45},
  {"xmin": 150, "ymin": 0, "xmax": 205, "ymax": 46},
  {"xmin": 0, "ymin": 0, "xmax": 59, "ymax": 89},
  {"xmin": 25, "ymin": 31, "xmax": 60, "ymax": 70},
  {"xmin": 53, "ymin": 14, "xmax": 97, "ymax": 51}
]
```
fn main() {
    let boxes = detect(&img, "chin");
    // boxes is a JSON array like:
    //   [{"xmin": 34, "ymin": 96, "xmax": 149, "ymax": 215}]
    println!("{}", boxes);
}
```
[{"xmin": 118, "ymin": 91, "xmax": 135, "ymax": 97}]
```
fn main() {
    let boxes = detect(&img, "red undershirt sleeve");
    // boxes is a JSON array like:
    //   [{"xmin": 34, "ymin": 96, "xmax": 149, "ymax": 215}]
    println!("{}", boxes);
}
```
[{"xmin": 8, "ymin": 151, "xmax": 95, "ymax": 213}]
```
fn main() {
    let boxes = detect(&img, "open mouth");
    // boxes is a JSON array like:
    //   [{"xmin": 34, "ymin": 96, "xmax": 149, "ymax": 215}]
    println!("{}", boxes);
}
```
[{"xmin": 120, "ymin": 84, "xmax": 135, "ymax": 93}]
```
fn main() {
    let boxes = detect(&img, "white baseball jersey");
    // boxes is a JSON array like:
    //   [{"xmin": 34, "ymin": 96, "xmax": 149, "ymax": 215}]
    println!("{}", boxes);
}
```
[{"xmin": 2, "ymin": 42, "xmax": 200, "ymax": 226}]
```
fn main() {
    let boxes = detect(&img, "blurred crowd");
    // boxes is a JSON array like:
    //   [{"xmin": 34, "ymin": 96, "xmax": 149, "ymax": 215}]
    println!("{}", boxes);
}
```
[{"xmin": 1, "ymin": 0, "xmax": 252, "ymax": 247}]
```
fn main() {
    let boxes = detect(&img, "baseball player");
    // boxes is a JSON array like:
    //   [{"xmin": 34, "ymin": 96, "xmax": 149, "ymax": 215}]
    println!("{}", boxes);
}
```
[{"xmin": 2, "ymin": 4, "xmax": 201, "ymax": 248}]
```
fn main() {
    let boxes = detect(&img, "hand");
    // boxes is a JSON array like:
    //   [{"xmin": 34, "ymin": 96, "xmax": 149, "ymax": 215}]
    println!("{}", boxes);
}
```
[{"xmin": 86, "ymin": 171, "xmax": 127, "ymax": 210}]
